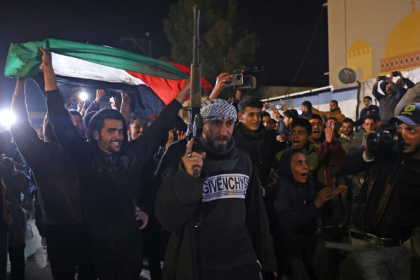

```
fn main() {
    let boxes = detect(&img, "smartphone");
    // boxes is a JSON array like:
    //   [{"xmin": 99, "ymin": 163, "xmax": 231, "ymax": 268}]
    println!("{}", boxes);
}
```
[
  {"xmin": 378, "ymin": 75, "xmax": 387, "ymax": 81},
  {"xmin": 276, "ymin": 105, "xmax": 281, "ymax": 110},
  {"xmin": 392, "ymin": 71, "xmax": 399, "ymax": 77}
]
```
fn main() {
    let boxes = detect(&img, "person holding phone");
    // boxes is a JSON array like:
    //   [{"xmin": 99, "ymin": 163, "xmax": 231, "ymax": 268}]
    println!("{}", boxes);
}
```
[{"xmin": 372, "ymin": 75, "xmax": 406, "ymax": 127}]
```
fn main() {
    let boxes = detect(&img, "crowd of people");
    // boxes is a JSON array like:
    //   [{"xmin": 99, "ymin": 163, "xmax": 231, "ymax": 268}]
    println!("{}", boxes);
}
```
[{"xmin": 1, "ymin": 49, "xmax": 420, "ymax": 280}]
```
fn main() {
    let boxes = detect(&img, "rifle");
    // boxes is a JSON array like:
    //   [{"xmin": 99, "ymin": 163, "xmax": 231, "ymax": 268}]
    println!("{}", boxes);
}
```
[{"xmin": 187, "ymin": 5, "xmax": 203, "ymax": 178}]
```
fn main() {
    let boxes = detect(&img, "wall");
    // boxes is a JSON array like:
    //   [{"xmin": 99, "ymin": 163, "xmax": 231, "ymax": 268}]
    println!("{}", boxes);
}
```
[{"xmin": 328, "ymin": 0, "xmax": 420, "ymax": 85}]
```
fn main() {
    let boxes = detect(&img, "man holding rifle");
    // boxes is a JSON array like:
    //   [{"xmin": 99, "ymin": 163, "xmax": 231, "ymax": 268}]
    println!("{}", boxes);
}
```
[{"xmin": 155, "ymin": 99, "xmax": 277, "ymax": 280}]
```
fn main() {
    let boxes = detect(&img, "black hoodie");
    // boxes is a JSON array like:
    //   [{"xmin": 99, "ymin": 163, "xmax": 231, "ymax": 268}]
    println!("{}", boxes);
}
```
[{"xmin": 272, "ymin": 149, "xmax": 320, "ymax": 256}]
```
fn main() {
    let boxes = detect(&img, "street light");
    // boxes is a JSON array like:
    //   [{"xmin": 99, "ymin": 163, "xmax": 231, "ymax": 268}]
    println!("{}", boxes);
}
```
[{"xmin": 0, "ymin": 109, "xmax": 16, "ymax": 129}]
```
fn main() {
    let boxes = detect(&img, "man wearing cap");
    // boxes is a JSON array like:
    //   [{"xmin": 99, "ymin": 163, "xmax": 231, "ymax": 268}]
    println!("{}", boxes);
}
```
[
  {"xmin": 341, "ymin": 103, "xmax": 420, "ymax": 280},
  {"xmin": 155, "ymin": 99, "xmax": 277, "ymax": 280}
]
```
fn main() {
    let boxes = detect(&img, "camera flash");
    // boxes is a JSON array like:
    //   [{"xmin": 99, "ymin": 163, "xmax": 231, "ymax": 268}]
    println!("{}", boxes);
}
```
[{"xmin": 79, "ymin": 91, "xmax": 88, "ymax": 102}]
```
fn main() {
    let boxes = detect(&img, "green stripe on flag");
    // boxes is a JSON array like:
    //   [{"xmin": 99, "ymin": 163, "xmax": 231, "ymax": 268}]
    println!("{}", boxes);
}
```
[{"xmin": 5, "ymin": 38, "xmax": 189, "ymax": 80}]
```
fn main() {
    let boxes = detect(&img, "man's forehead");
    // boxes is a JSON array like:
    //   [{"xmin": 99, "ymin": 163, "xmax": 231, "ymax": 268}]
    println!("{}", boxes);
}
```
[
  {"xmin": 398, "ymin": 122, "xmax": 420, "ymax": 128},
  {"xmin": 104, "ymin": 118, "xmax": 123, "ymax": 127},
  {"xmin": 132, "ymin": 118, "xmax": 145, "ymax": 125},
  {"xmin": 292, "ymin": 126, "xmax": 307, "ymax": 132},
  {"xmin": 309, "ymin": 119, "xmax": 322, "ymax": 124},
  {"xmin": 244, "ymin": 107, "xmax": 261, "ymax": 113}
]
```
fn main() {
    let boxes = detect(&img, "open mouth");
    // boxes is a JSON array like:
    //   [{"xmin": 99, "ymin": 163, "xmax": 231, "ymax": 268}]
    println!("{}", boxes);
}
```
[
  {"xmin": 312, "ymin": 130, "xmax": 321, "ymax": 138},
  {"xmin": 292, "ymin": 141, "xmax": 301, "ymax": 147},
  {"xmin": 402, "ymin": 143, "xmax": 410, "ymax": 150}
]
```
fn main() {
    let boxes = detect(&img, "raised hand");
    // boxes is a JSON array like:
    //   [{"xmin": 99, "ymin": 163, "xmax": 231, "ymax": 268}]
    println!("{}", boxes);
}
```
[
  {"xmin": 135, "ymin": 206, "xmax": 149, "ymax": 230},
  {"xmin": 182, "ymin": 138, "xmax": 206, "ymax": 177},
  {"xmin": 209, "ymin": 72, "xmax": 233, "ymax": 99},
  {"xmin": 314, "ymin": 187, "xmax": 333, "ymax": 208},
  {"xmin": 325, "ymin": 120, "xmax": 335, "ymax": 143},
  {"xmin": 95, "ymin": 89, "xmax": 106, "ymax": 103}
]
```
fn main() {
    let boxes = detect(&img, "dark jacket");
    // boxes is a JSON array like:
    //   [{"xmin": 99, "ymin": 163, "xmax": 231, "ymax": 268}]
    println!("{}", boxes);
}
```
[
  {"xmin": 272, "ymin": 149, "xmax": 320, "ymax": 256},
  {"xmin": 46, "ymin": 89, "xmax": 182, "ymax": 260},
  {"xmin": 0, "ymin": 158, "xmax": 29, "ymax": 246},
  {"xmin": 354, "ymin": 105, "xmax": 380, "ymax": 126},
  {"xmin": 155, "ymin": 138, "xmax": 277, "ymax": 279},
  {"xmin": 300, "ymin": 110, "xmax": 313, "ymax": 119},
  {"xmin": 233, "ymin": 123, "xmax": 285, "ymax": 187},
  {"xmin": 341, "ymin": 149, "xmax": 420, "ymax": 240},
  {"xmin": 10, "ymin": 91, "xmax": 84, "ymax": 225}
]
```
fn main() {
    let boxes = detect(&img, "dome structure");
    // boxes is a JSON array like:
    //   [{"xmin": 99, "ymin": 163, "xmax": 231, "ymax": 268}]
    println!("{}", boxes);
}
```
[{"xmin": 380, "ymin": 11, "xmax": 420, "ymax": 72}]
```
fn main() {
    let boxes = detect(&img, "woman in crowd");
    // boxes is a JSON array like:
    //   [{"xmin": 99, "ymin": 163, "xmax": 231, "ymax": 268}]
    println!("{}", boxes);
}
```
[{"xmin": 272, "ymin": 149, "xmax": 344, "ymax": 279}]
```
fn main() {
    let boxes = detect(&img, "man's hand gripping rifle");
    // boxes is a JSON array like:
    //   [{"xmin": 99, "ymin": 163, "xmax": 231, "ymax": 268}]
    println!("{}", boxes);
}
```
[{"xmin": 186, "ymin": 5, "xmax": 203, "ymax": 178}]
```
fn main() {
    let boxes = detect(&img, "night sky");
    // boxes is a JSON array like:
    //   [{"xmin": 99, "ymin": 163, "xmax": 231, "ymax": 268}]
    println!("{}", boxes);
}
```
[{"xmin": 0, "ymin": 0, "xmax": 328, "ymax": 112}]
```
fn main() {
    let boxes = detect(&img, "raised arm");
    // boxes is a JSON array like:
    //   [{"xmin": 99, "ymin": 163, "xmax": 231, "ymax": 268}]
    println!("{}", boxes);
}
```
[
  {"xmin": 311, "ymin": 106, "xmax": 328, "ymax": 116},
  {"xmin": 120, "ymin": 92, "xmax": 131, "ymax": 127},
  {"xmin": 39, "ymin": 47, "xmax": 89, "ymax": 164},
  {"xmin": 10, "ymin": 79, "xmax": 46, "ymax": 166},
  {"xmin": 85, "ymin": 89, "xmax": 104, "ymax": 114},
  {"xmin": 372, "ymin": 78, "xmax": 383, "ymax": 101},
  {"xmin": 131, "ymin": 82, "xmax": 190, "ymax": 164},
  {"xmin": 208, "ymin": 72, "xmax": 232, "ymax": 100}
]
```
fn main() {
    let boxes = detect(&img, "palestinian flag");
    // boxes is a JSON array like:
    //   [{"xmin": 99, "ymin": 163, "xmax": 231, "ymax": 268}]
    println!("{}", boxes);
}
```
[{"xmin": 4, "ymin": 38, "xmax": 212, "ymax": 120}]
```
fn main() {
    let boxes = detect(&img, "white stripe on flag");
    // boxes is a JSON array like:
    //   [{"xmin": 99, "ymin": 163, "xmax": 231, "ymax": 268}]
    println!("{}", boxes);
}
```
[{"xmin": 51, "ymin": 53, "xmax": 146, "ymax": 86}]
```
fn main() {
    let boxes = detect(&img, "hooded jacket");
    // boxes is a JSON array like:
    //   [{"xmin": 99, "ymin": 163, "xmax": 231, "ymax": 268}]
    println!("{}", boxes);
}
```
[{"xmin": 272, "ymin": 149, "xmax": 320, "ymax": 255}]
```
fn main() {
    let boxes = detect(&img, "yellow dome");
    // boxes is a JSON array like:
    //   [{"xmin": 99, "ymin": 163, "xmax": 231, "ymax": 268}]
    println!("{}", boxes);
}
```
[{"xmin": 384, "ymin": 11, "xmax": 420, "ymax": 58}]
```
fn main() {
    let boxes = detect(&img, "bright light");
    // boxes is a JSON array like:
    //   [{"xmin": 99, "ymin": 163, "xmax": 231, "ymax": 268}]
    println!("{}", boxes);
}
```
[
  {"xmin": 79, "ymin": 91, "xmax": 88, "ymax": 102},
  {"xmin": 0, "ymin": 109, "xmax": 16, "ymax": 129}
]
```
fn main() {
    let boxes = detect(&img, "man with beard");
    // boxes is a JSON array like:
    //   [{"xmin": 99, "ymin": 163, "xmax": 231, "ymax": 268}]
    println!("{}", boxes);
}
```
[
  {"xmin": 373, "ymin": 76, "xmax": 405, "ymax": 127},
  {"xmin": 40, "ymin": 47, "xmax": 190, "ymax": 279},
  {"xmin": 311, "ymin": 100, "xmax": 346, "ymax": 126},
  {"xmin": 341, "ymin": 103, "xmax": 420, "ymax": 280},
  {"xmin": 155, "ymin": 99, "xmax": 276, "ymax": 280},
  {"xmin": 339, "ymin": 118, "xmax": 355, "ymax": 153},
  {"xmin": 379, "ymin": 71, "xmax": 414, "ymax": 97}
]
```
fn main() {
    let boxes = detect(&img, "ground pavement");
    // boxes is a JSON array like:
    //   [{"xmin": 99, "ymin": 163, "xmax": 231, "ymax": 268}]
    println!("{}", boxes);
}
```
[{"xmin": 7, "ymin": 219, "xmax": 365, "ymax": 280}]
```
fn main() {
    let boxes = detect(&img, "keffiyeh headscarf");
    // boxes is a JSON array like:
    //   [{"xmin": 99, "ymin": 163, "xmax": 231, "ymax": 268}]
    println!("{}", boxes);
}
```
[{"xmin": 200, "ymin": 99, "xmax": 237, "ymax": 123}]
